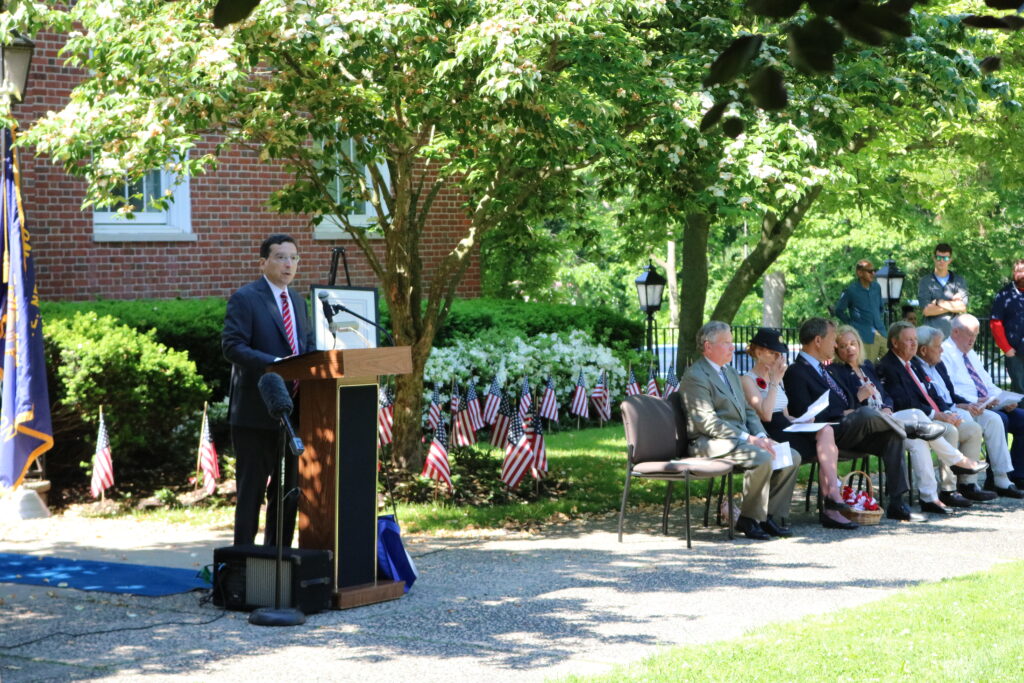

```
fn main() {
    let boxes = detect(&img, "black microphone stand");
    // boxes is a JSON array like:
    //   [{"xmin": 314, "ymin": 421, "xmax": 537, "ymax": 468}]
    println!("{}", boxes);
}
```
[
  {"xmin": 249, "ymin": 416, "xmax": 306, "ymax": 627},
  {"xmin": 330, "ymin": 302, "xmax": 395, "ymax": 346}
]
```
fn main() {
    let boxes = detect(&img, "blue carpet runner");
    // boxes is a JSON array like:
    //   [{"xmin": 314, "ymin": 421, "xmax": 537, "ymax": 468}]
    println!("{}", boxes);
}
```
[{"xmin": 0, "ymin": 553, "xmax": 209, "ymax": 596}]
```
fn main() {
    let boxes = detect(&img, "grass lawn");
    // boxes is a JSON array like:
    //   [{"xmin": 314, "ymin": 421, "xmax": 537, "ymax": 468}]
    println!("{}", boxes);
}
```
[{"xmin": 563, "ymin": 560, "xmax": 1024, "ymax": 682}]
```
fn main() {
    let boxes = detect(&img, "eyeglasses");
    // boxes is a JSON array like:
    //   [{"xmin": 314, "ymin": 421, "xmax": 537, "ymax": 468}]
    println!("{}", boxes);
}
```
[
  {"xmin": 934, "ymin": 255, "xmax": 951, "ymax": 261},
  {"xmin": 269, "ymin": 254, "xmax": 300, "ymax": 263}
]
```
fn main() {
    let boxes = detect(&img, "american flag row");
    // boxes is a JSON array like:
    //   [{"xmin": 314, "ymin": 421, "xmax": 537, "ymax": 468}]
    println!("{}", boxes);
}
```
[
  {"xmin": 376, "ymin": 363, "xmax": 681, "ymax": 492},
  {"xmin": 87, "ymin": 406, "xmax": 221, "ymax": 499}
]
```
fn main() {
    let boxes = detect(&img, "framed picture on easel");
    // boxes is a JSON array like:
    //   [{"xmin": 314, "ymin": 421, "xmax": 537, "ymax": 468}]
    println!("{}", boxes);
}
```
[{"xmin": 310, "ymin": 285, "xmax": 380, "ymax": 350}]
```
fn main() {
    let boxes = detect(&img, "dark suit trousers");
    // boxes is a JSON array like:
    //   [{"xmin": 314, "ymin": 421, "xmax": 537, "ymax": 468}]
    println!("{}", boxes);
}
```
[
  {"xmin": 989, "ymin": 408, "xmax": 1024, "ymax": 475},
  {"xmin": 232, "ymin": 425, "xmax": 297, "ymax": 547},
  {"xmin": 833, "ymin": 409, "xmax": 909, "ymax": 500}
]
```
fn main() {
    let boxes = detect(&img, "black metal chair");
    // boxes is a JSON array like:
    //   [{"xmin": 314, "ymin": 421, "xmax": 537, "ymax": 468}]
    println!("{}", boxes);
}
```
[{"xmin": 618, "ymin": 394, "xmax": 735, "ymax": 548}]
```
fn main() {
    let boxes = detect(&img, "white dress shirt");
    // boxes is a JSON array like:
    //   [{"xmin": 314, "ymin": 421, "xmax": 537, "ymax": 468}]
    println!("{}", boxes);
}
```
[{"xmin": 940, "ymin": 338, "xmax": 999, "ymax": 404}]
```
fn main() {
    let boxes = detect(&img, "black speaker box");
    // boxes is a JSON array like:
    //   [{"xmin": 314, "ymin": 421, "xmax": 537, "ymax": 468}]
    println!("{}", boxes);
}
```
[{"xmin": 212, "ymin": 545, "xmax": 333, "ymax": 614}]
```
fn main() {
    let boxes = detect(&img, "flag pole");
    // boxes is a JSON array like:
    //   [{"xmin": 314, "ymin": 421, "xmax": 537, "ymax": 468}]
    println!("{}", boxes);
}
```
[
  {"xmin": 194, "ymin": 401, "xmax": 208, "ymax": 490},
  {"xmin": 98, "ymin": 405, "xmax": 105, "ymax": 503}
]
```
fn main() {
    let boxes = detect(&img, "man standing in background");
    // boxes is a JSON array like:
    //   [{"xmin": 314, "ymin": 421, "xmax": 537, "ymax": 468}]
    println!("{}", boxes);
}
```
[
  {"xmin": 835, "ymin": 259, "xmax": 887, "ymax": 361},
  {"xmin": 918, "ymin": 243, "xmax": 967, "ymax": 338},
  {"xmin": 223, "ymin": 234, "xmax": 314, "ymax": 547},
  {"xmin": 990, "ymin": 259, "xmax": 1024, "ymax": 394}
]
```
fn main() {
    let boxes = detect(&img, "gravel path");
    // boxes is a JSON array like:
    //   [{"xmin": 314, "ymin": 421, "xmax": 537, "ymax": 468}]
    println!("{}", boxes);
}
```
[{"xmin": 2, "ymin": 499, "xmax": 1024, "ymax": 682}]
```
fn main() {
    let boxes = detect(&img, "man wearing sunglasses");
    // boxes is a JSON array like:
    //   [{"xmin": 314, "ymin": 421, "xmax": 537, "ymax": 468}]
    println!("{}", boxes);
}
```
[
  {"xmin": 835, "ymin": 259, "xmax": 887, "ymax": 361},
  {"xmin": 917, "ymin": 243, "xmax": 968, "ymax": 338}
]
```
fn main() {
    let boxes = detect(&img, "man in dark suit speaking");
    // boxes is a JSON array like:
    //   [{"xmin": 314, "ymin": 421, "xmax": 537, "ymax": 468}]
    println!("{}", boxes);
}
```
[{"xmin": 222, "ymin": 234, "xmax": 314, "ymax": 546}]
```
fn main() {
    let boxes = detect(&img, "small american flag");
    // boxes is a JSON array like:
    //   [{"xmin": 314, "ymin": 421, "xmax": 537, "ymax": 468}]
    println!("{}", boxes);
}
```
[
  {"xmin": 450, "ymin": 384, "xmax": 461, "ymax": 415},
  {"xmin": 378, "ymin": 385, "xmax": 395, "ymax": 446},
  {"xmin": 198, "ymin": 409, "xmax": 220, "ymax": 495},
  {"xmin": 531, "ymin": 404, "xmax": 547, "ymax": 478},
  {"xmin": 538, "ymin": 375, "xmax": 558, "ymax": 422},
  {"xmin": 569, "ymin": 370, "xmax": 589, "ymax": 419},
  {"xmin": 90, "ymin": 409, "xmax": 114, "ymax": 499},
  {"xmin": 590, "ymin": 370, "xmax": 611, "ymax": 422},
  {"xmin": 426, "ymin": 383, "xmax": 442, "ymax": 431},
  {"xmin": 645, "ymin": 367, "xmax": 660, "ymax": 397},
  {"xmin": 482, "ymin": 375, "xmax": 502, "ymax": 425},
  {"xmin": 500, "ymin": 410, "xmax": 534, "ymax": 489},
  {"xmin": 625, "ymin": 368, "xmax": 642, "ymax": 396},
  {"xmin": 422, "ymin": 422, "xmax": 453, "ymax": 490},
  {"xmin": 465, "ymin": 382, "xmax": 485, "ymax": 431},
  {"xmin": 518, "ymin": 377, "xmax": 532, "ymax": 419},
  {"xmin": 662, "ymin": 363, "xmax": 679, "ymax": 399},
  {"xmin": 452, "ymin": 389, "xmax": 477, "ymax": 447},
  {"xmin": 490, "ymin": 393, "xmax": 514, "ymax": 448}
]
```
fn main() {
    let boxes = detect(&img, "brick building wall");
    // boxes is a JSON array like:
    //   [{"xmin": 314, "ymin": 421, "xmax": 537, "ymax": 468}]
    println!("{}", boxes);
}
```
[{"xmin": 16, "ymin": 32, "xmax": 480, "ymax": 303}]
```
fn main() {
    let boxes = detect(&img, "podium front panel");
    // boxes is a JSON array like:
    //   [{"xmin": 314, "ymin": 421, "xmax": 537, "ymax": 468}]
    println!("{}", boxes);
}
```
[{"xmin": 335, "ymin": 382, "xmax": 379, "ymax": 588}]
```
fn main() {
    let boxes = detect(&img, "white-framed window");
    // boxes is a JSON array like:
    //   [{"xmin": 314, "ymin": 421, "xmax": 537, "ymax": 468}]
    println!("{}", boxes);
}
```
[
  {"xmin": 314, "ymin": 138, "xmax": 389, "ymax": 241},
  {"xmin": 93, "ymin": 167, "xmax": 193, "ymax": 242}
]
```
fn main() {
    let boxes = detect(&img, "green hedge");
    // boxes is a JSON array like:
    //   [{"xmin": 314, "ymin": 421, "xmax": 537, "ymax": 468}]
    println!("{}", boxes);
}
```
[
  {"xmin": 42, "ymin": 298, "xmax": 230, "ymax": 400},
  {"xmin": 44, "ymin": 312, "xmax": 210, "ymax": 493},
  {"xmin": 42, "ymin": 298, "xmax": 644, "ymax": 397},
  {"xmin": 428, "ymin": 298, "xmax": 644, "ymax": 349}
]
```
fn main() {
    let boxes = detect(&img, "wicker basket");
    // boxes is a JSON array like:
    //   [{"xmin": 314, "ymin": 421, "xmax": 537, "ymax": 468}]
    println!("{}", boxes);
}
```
[{"xmin": 839, "ymin": 470, "xmax": 883, "ymax": 526}]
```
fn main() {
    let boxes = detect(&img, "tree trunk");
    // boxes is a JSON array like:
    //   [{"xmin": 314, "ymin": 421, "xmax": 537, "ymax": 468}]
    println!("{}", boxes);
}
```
[
  {"xmin": 710, "ymin": 186, "xmax": 822, "ymax": 324},
  {"xmin": 762, "ymin": 271, "xmax": 785, "ymax": 327},
  {"xmin": 677, "ymin": 211, "xmax": 711, "ymax": 369}
]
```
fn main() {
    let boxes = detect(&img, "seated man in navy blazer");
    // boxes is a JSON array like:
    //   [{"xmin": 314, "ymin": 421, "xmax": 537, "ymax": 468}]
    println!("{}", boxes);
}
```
[
  {"xmin": 683, "ymin": 321, "xmax": 801, "ymax": 539},
  {"xmin": 783, "ymin": 317, "xmax": 917, "ymax": 521},
  {"xmin": 222, "ymin": 234, "xmax": 314, "ymax": 547}
]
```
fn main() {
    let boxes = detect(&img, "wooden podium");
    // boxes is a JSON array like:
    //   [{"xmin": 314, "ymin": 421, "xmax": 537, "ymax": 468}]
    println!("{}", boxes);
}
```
[{"xmin": 273, "ymin": 347, "xmax": 412, "ymax": 609}]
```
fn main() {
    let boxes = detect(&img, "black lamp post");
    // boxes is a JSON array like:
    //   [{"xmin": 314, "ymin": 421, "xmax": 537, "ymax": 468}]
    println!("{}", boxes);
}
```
[
  {"xmin": 635, "ymin": 261, "xmax": 666, "ymax": 355},
  {"xmin": 1, "ymin": 31, "xmax": 34, "ymax": 104},
  {"xmin": 875, "ymin": 256, "xmax": 906, "ymax": 328}
]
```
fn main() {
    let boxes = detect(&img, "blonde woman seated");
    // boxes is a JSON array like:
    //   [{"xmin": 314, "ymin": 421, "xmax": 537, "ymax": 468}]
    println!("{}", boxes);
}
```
[
  {"xmin": 831, "ymin": 324, "xmax": 986, "ymax": 516},
  {"xmin": 739, "ymin": 328, "xmax": 856, "ymax": 530}
]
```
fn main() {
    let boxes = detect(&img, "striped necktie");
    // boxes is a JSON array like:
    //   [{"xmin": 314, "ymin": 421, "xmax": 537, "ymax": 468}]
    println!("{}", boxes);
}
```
[
  {"xmin": 280, "ymin": 291, "xmax": 298, "ymax": 356},
  {"xmin": 962, "ymin": 353, "xmax": 988, "ymax": 400},
  {"xmin": 819, "ymin": 364, "xmax": 847, "ymax": 402},
  {"xmin": 904, "ymin": 360, "xmax": 939, "ymax": 414}
]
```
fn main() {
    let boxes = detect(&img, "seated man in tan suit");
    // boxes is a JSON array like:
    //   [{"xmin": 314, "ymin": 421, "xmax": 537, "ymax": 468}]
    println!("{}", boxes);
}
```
[{"xmin": 683, "ymin": 321, "xmax": 802, "ymax": 539}]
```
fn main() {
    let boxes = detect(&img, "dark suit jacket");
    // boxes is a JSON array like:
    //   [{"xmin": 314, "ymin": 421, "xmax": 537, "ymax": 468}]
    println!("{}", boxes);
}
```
[
  {"xmin": 829, "ymin": 360, "xmax": 894, "ymax": 411},
  {"xmin": 222, "ymin": 277, "xmax": 314, "ymax": 429},
  {"xmin": 875, "ymin": 351, "xmax": 944, "ymax": 414},
  {"xmin": 783, "ymin": 354, "xmax": 853, "ymax": 422}
]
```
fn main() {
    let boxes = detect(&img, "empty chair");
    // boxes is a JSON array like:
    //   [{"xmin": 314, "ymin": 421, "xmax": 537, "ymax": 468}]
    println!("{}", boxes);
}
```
[{"xmin": 619, "ymin": 394, "xmax": 734, "ymax": 548}]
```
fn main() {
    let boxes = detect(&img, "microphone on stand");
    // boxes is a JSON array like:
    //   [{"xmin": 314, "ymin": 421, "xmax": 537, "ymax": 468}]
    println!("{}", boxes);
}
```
[
  {"xmin": 258, "ymin": 373, "xmax": 305, "ymax": 457},
  {"xmin": 331, "ymin": 302, "xmax": 395, "ymax": 346}
]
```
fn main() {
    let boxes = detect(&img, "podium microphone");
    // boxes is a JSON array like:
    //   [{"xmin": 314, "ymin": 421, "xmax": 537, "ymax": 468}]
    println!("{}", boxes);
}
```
[
  {"xmin": 316, "ymin": 290, "xmax": 336, "ymax": 325},
  {"xmin": 258, "ymin": 373, "xmax": 305, "ymax": 456}
]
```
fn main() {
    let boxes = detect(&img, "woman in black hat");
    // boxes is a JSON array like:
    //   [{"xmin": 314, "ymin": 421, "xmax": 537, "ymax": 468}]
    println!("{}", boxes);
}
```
[{"xmin": 739, "ymin": 327, "xmax": 855, "ymax": 529}]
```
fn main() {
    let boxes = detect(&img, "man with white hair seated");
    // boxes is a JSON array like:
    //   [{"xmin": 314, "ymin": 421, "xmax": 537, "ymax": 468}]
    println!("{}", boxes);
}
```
[
  {"xmin": 940, "ymin": 314, "xmax": 1024, "ymax": 493},
  {"xmin": 915, "ymin": 325, "xmax": 1021, "ymax": 502}
]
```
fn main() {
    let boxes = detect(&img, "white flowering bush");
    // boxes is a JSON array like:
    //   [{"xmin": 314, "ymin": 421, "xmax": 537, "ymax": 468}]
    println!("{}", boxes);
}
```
[{"xmin": 423, "ymin": 330, "xmax": 629, "ymax": 409}]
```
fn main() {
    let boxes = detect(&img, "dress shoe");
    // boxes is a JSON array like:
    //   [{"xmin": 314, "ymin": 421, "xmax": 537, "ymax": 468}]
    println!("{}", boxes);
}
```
[
  {"xmin": 995, "ymin": 483, "xmax": 1024, "ymax": 499},
  {"xmin": 938, "ymin": 490, "xmax": 973, "ymax": 508},
  {"xmin": 950, "ymin": 461, "xmax": 988, "ymax": 476},
  {"xmin": 904, "ymin": 421, "xmax": 946, "ymax": 441},
  {"xmin": 886, "ymin": 501, "xmax": 926, "ymax": 522},
  {"xmin": 761, "ymin": 516, "xmax": 793, "ymax": 538},
  {"xmin": 735, "ymin": 516, "xmax": 772, "ymax": 540},
  {"xmin": 957, "ymin": 483, "xmax": 998, "ymax": 502},
  {"xmin": 824, "ymin": 497, "xmax": 850, "ymax": 512},
  {"xmin": 819, "ymin": 512, "xmax": 858, "ymax": 530},
  {"xmin": 920, "ymin": 499, "xmax": 952, "ymax": 515}
]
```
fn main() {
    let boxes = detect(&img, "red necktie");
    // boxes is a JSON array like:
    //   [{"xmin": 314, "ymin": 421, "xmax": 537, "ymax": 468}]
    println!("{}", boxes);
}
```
[
  {"xmin": 904, "ymin": 360, "xmax": 939, "ymax": 414},
  {"xmin": 280, "ymin": 291, "xmax": 298, "ymax": 355}
]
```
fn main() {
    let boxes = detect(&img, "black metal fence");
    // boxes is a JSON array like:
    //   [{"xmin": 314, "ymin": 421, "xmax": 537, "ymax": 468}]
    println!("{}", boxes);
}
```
[{"xmin": 646, "ymin": 319, "xmax": 1009, "ymax": 387}]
